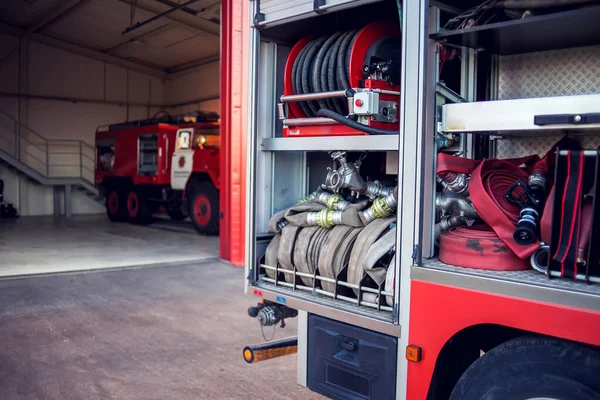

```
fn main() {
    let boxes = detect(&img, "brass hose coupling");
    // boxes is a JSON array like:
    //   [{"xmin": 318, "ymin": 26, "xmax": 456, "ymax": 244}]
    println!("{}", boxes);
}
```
[
  {"xmin": 307, "ymin": 209, "xmax": 343, "ymax": 229},
  {"xmin": 361, "ymin": 189, "xmax": 398, "ymax": 224},
  {"xmin": 315, "ymin": 191, "xmax": 351, "ymax": 211}
]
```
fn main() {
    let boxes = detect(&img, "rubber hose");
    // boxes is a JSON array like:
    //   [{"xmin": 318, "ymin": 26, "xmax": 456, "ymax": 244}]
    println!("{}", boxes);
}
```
[
  {"xmin": 293, "ymin": 40, "xmax": 317, "ymax": 117},
  {"xmin": 327, "ymin": 31, "xmax": 355, "ymax": 115},
  {"xmin": 343, "ymin": 31, "xmax": 360, "ymax": 87},
  {"xmin": 301, "ymin": 36, "xmax": 328, "ymax": 117},
  {"xmin": 322, "ymin": 33, "xmax": 345, "ymax": 113},
  {"xmin": 317, "ymin": 109, "xmax": 397, "ymax": 135},
  {"xmin": 336, "ymin": 31, "xmax": 356, "ymax": 91},
  {"xmin": 292, "ymin": 42, "xmax": 310, "ymax": 98},
  {"xmin": 312, "ymin": 32, "xmax": 343, "ymax": 112}
]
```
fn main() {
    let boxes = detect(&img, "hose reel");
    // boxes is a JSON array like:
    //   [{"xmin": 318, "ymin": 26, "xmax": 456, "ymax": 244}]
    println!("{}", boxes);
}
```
[{"xmin": 280, "ymin": 21, "xmax": 402, "ymax": 137}]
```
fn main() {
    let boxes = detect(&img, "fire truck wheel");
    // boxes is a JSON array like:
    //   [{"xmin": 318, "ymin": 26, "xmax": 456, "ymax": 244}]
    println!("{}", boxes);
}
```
[
  {"xmin": 126, "ymin": 188, "xmax": 153, "ymax": 225},
  {"xmin": 105, "ymin": 188, "xmax": 127, "ymax": 222},
  {"xmin": 450, "ymin": 336, "xmax": 600, "ymax": 400},
  {"xmin": 189, "ymin": 181, "xmax": 219, "ymax": 235}
]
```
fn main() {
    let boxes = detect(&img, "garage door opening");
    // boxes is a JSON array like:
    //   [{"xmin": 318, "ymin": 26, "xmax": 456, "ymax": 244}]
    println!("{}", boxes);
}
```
[{"xmin": 0, "ymin": 0, "xmax": 224, "ymax": 276}]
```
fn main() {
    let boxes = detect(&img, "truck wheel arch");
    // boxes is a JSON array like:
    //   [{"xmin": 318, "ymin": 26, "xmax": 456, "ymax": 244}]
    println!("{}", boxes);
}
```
[{"xmin": 426, "ymin": 324, "xmax": 600, "ymax": 400}]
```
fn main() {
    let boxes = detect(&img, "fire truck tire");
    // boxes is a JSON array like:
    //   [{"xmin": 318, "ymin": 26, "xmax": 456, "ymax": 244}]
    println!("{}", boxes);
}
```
[
  {"xmin": 105, "ymin": 188, "xmax": 127, "ymax": 222},
  {"xmin": 126, "ymin": 188, "xmax": 153, "ymax": 225},
  {"xmin": 450, "ymin": 336, "xmax": 600, "ymax": 400},
  {"xmin": 189, "ymin": 181, "xmax": 219, "ymax": 235}
]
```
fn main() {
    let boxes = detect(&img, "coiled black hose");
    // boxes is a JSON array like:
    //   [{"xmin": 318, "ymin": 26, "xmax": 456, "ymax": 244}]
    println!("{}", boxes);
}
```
[{"xmin": 291, "ymin": 29, "xmax": 359, "ymax": 117}]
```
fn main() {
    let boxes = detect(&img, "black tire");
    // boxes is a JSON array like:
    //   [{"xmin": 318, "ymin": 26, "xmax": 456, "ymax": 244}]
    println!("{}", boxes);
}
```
[
  {"xmin": 105, "ymin": 188, "xmax": 127, "ymax": 222},
  {"xmin": 450, "ymin": 336, "xmax": 600, "ymax": 400},
  {"xmin": 167, "ymin": 208, "xmax": 186, "ymax": 221},
  {"xmin": 126, "ymin": 187, "xmax": 153, "ymax": 225},
  {"xmin": 188, "ymin": 180, "xmax": 219, "ymax": 235}
]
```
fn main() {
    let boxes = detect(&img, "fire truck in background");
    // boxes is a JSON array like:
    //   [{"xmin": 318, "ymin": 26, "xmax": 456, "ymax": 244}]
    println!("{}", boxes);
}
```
[
  {"xmin": 240, "ymin": 0, "xmax": 600, "ymax": 399},
  {"xmin": 95, "ymin": 111, "xmax": 221, "ymax": 235}
]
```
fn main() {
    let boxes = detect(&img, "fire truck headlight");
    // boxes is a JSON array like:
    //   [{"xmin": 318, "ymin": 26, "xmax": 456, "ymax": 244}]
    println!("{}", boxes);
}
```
[{"xmin": 195, "ymin": 135, "xmax": 207, "ymax": 149}]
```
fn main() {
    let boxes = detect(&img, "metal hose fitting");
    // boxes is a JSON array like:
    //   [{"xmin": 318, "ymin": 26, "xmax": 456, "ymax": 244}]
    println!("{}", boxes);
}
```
[
  {"xmin": 434, "ymin": 215, "xmax": 466, "ymax": 244},
  {"xmin": 437, "ymin": 173, "xmax": 469, "ymax": 194},
  {"xmin": 314, "ymin": 191, "xmax": 351, "ymax": 211},
  {"xmin": 306, "ymin": 209, "xmax": 343, "ymax": 229},
  {"xmin": 360, "ymin": 187, "xmax": 398, "ymax": 224},
  {"xmin": 435, "ymin": 191, "xmax": 478, "ymax": 218},
  {"xmin": 297, "ymin": 191, "xmax": 317, "ymax": 204}
]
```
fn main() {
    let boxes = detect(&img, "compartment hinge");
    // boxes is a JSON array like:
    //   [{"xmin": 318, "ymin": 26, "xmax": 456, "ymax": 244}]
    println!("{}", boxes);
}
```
[
  {"xmin": 411, "ymin": 244, "xmax": 421, "ymax": 265},
  {"xmin": 253, "ymin": 0, "xmax": 265, "ymax": 28},
  {"xmin": 392, "ymin": 303, "xmax": 399, "ymax": 323},
  {"xmin": 313, "ymin": 0, "xmax": 326, "ymax": 14}
]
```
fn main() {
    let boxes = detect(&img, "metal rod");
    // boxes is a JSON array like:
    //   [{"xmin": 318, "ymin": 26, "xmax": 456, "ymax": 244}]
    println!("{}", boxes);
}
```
[
  {"xmin": 283, "ymin": 117, "xmax": 335, "ymax": 126},
  {"xmin": 277, "ymin": 103, "xmax": 285, "ymax": 120},
  {"xmin": 280, "ymin": 90, "xmax": 349, "ymax": 103},
  {"xmin": 371, "ymin": 89, "xmax": 402, "ymax": 96},
  {"xmin": 122, "ymin": 0, "xmax": 202, "ymax": 34}
]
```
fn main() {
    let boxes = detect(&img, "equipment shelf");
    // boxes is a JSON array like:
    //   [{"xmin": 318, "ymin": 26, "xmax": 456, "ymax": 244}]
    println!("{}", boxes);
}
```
[
  {"xmin": 261, "ymin": 135, "xmax": 399, "ymax": 152},
  {"xmin": 253, "ymin": 280, "xmax": 399, "ymax": 336},
  {"xmin": 416, "ymin": 258, "xmax": 600, "ymax": 312},
  {"xmin": 441, "ymin": 94, "xmax": 600, "ymax": 134},
  {"xmin": 430, "ymin": 6, "xmax": 600, "ymax": 56}
]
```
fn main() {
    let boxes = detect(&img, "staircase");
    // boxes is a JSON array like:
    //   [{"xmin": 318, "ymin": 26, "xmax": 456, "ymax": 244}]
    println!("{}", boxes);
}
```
[{"xmin": 0, "ymin": 108, "xmax": 103, "ymax": 216}]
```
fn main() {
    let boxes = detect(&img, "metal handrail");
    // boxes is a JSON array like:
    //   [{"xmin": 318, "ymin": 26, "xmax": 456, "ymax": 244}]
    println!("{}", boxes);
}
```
[{"xmin": 0, "ymin": 107, "xmax": 96, "ymax": 187}]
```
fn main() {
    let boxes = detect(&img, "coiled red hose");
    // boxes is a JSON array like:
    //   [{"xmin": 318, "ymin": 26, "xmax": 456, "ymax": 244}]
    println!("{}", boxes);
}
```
[{"xmin": 439, "ymin": 225, "xmax": 530, "ymax": 270}]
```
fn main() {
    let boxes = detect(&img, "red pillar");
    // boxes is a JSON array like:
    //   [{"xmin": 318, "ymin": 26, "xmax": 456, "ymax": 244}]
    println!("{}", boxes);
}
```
[{"xmin": 220, "ymin": 0, "xmax": 247, "ymax": 266}]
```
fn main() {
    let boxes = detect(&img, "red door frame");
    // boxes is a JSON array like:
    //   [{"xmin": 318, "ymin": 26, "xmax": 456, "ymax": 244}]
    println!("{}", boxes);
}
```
[{"xmin": 220, "ymin": 0, "xmax": 247, "ymax": 266}]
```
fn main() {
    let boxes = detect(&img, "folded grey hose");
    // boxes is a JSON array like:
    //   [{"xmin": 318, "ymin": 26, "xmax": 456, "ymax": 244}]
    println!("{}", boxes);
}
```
[
  {"xmin": 362, "ymin": 227, "xmax": 397, "ymax": 286},
  {"xmin": 347, "ymin": 216, "xmax": 396, "ymax": 295},
  {"xmin": 318, "ymin": 225, "xmax": 363, "ymax": 293}
]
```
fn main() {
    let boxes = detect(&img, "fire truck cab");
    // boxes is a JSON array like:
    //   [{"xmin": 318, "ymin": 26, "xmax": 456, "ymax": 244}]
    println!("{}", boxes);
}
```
[{"xmin": 95, "ymin": 112, "xmax": 220, "ymax": 234}]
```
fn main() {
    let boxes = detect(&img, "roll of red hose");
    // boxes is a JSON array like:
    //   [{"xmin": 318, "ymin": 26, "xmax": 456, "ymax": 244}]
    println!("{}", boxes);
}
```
[{"xmin": 439, "ymin": 225, "xmax": 530, "ymax": 271}]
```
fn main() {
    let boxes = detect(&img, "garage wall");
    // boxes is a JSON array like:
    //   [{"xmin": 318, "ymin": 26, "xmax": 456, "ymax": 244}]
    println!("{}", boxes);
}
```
[
  {"xmin": 0, "ymin": 34, "xmax": 169, "ymax": 216},
  {"xmin": 165, "ymin": 61, "xmax": 220, "ymax": 115}
]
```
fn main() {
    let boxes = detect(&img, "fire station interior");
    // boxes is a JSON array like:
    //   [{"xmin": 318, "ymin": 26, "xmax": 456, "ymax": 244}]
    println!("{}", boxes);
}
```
[{"xmin": 0, "ymin": 1, "xmax": 311, "ymax": 399}]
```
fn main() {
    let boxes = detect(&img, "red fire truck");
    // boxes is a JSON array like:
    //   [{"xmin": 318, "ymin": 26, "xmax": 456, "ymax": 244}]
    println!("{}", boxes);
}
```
[
  {"xmin": 95, "ymin": 111, "xmax": 221, "ymax": 235},
  {"xmin": 239, "ymin": 0, "xmax": 600, "ymax": 399}
]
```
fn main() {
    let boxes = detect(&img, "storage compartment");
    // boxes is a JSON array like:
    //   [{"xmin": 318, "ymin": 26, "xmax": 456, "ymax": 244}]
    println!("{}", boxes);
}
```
[
  {"xmin": 307, "ymin": 314, "xmax": 397, "ymax": 400},
  {"xmin": 419, "ymin": 0, "xmax": 600, "ymax": 301},
  {"xmin": 254, "ymin": 151, "xmax": 398, "ymax": 318},
  {"xmin": 138, "ymin": 133, "xmax": 158, "ymax": 175},
  {"xmin": 247, "ymin": 0, "xmax": 404, "ymax": 325}
]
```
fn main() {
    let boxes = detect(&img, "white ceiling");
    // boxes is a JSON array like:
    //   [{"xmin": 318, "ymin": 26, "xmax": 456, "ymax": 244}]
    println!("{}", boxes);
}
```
[{"xmin": 0, "ymin": 0, "xmax": 221, "ymax": 73}]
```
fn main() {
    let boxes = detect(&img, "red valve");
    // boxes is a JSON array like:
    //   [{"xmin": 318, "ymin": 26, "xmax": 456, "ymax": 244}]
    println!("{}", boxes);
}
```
[{"xmin": 355, "ymin": 99, "xmax": 363, "ymax": 107}]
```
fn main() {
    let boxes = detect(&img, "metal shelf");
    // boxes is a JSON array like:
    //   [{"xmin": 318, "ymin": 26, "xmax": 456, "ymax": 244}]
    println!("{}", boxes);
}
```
[
  {"xmin": 415, "ymin": 258, "xmax": 600, "ymax": 312},
  {"xmin": 261, "ymin": 135, "xmax": 399, "ymax": 152},
  {"xmin": 442, "ymin": 94, "xmax": 600, "ymax": 134},
  {"xmin": 430, "ymin": 7, "xmax": 600, "ymax": 56}
]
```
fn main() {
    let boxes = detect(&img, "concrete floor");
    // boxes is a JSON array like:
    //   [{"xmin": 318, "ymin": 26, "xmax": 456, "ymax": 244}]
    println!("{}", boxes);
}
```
[
  {"xmin": 0, "ymin": 215, "xmax": 218, "ymax": 277},
  {"xmin": 0, "ymin": 260, "xmax": 323, "ymax": 400}
]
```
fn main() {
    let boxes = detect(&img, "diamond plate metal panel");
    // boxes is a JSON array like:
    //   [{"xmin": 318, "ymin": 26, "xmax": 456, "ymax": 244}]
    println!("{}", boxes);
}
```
[
  {"xmin": 498, "ymin": 45, "xmax": 600, "ymax": 100},
  {"xmin": 495, "ymin": 45, "xmax": 600, "ymax": 158}
]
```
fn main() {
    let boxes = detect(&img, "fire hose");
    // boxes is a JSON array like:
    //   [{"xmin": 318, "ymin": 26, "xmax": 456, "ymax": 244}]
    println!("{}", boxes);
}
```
[
  {"xmin": 436, "ymin": 137, "xmax": 579, "ymax": 270},
  {"xmin": 437, "ymin": 153, "xmax": 542, "ymax": 260},
  {"xmin": 439, "ymin": 225, "xmax": 530, "ymax": 270}
]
